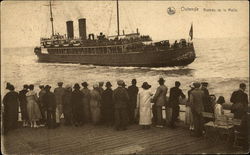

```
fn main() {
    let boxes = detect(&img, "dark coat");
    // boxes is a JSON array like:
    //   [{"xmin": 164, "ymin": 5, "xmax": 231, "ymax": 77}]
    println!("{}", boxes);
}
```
[
  {"xmin": 102, "ymin": 88, "xmax": 114, "ymax": 109},
  {"xmin": 190, "ymin": 88, "xmax": 204, "ymax": 114},
  {"xmin": 168, "ymin": 87, "xmax": 185, "ymax": 107},
  {"xmin": 71, "ymin": 90, "xmax": 84, "ymax": 109},
  {"xmin": 113, "ymin": 86, "xmax": 129, "ymax": 109},
  {"xmin": 43, "ymin": 91, "xmax": 56, "ymax": 111},
  {"xmin": 127, "ymin": 85, "xmax": 139, "ymax": 109},
  {"xmin": 18, "ymin": 89, "xmax": 28, "ymax": 120},
  {"xmin": 230, "ymin": 89, "xmax": 248, "ymax": 106},
  {"xmin": 3, "ymin": 91, "xmax": 19, "ymax": 131},
  {"xmin": 201, "ymin": 87, "xmax": 212, "ymax": 112},
  {"xmin": 62, "ymin": 89, "xmax": 72, "ymax": 114}
]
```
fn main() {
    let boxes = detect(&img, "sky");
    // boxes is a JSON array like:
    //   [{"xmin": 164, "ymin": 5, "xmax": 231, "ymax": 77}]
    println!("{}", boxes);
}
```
[{"xmin": 1, "ymin": 0, "xmax": 249, "ymax": 48}]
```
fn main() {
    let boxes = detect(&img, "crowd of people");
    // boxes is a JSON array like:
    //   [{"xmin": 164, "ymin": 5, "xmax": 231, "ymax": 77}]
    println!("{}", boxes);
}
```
[{"xmin": 2, "ymin": 78, "xmax": 249, "ymax": 146}]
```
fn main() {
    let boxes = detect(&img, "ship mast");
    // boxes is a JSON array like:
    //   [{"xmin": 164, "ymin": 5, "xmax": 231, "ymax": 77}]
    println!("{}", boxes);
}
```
[
  {"xmin": 49, "ymin": 0, "xmax": 55, "ymax": 36},
  {"xmin": 116, "ymin": 0, "xmax": 120, "ymax": 36}
]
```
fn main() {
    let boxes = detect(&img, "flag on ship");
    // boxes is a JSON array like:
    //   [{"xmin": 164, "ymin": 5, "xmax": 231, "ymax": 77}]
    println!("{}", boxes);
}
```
[{"xmin": 189, "ymin": 23, "xmax": 193, "ymax": 40}]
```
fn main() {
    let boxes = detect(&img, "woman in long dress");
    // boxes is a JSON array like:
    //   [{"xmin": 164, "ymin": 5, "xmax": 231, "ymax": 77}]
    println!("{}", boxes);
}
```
[
  {"xmin": 185, "ymin": 83, "xmax": 194, "ymax": 131},
  {"xmin": 137, "ymin": 82, "xmax": 153, "ymax": 129},
  {"xmin": 26, "ymin": 84, "xmax": 41, "ymax": 128},
  {"xmin": 90, "ymin": 84, "xmax": 101, "ymax": 125},
  {"xmin": 3, "ymin": 84, "xmax": 19, "ymax": 134}
]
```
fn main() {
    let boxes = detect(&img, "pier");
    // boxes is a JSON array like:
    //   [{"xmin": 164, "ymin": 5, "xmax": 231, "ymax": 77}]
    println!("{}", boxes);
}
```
[{"xmin": 2, "ymin": 121, "xmax": 245, "ymax": 154}]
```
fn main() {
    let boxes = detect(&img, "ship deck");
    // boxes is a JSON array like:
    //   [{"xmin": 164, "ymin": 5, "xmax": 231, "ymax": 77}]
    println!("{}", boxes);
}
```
[{"xmin": 1, "ymin": 121, "xmax": 246, "ymax": 154}]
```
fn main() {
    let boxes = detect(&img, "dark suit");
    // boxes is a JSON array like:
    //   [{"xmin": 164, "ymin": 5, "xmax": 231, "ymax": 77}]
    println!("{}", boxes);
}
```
[
  {"xmin": 101, "ymin": 88, "xmax": 114, "ymax": 125},
  {"xmin": 113, "ymin": 86, "xmax": 129, "ymax": 130},
  {"xmin": 127, "ymin": 85, "xmax": 139, "ymax": 124},
  {"xmin": 190, "ymin": 88, "xmax": 204, "ymax": 136},
  {"xmin": 169, "ymin": 86, "xmax": 185, "ymax": 127},
  {"xmin": 19, "ymin": 89, "xmax": 28, "ymax": 121},
  {"xmin": 230, "ymin": 89, "xmax": 248, "ymax": 119},
  {"xmin": 43, "ymin": 91, "xmax": 56, "ymax": 128}
]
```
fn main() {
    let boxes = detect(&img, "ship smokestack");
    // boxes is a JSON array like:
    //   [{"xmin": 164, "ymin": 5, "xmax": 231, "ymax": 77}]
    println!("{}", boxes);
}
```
[
  {"xmin": 66, "ymin": 21, "xmax": 74, "ymax": 39},
  {"xmin": 78, "ymin": 18, "xmax": 87, "ymax": 40}
]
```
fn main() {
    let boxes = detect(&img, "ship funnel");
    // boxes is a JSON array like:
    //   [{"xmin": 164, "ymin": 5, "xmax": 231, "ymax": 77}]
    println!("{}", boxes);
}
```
[
  {"xmin": 66, "ymin": 21, "xmax": 74, "ymax": 39},
  {"xmin": 78, "ymin": 18, "xmax": 87, "ymax": 40}
]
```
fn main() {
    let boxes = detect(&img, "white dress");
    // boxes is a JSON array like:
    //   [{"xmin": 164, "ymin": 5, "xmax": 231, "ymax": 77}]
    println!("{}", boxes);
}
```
[
  {"xmin": 214, "ymin": 104, "xmax": 223, "ymax": 119},
  {"xmin": 137, "ymin": 89, "xmax": 153, "ymax": 125}
]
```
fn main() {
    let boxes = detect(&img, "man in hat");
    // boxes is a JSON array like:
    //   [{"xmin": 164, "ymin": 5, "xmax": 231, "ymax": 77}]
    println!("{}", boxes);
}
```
[
  {"xmin": 101, "ymin": 81, "xmax": 114, "ymax": 126},
  {"xmin": 169, "ymin": 81, "xmax": 185, "ymax": 128},
  {"xmin": 190, "ymin": 82, "xmax": 204, "ymax": 137},
  {"xmin": 43, "ymin": 85, "xmax": 57, "ymax": 129},
  {"xmin": 98, "ymin": 82, "xmax": 104, "ymax": 95},
  {"xmin": 54, "ymin": 82, "xmax": 65, "ymax": 126},
  {"xmin": 230, "ymin": 83, "xmax": 248, "ymax": 119},
  {"xmin": 72, "ymin": 83, "xmax": 84, "ymax": 126},
  {"xmin": 113, "ymin": 80, "xmax": 130, "ymax": 130},
  {"xmin": 81, "ymin": 82, "xmax": 91, "ymax": 123},
  {"xmin": 62, "ymin": 85, "xmax": 73, "ymax": 125},
  {"xmin": 128, "ymin": 79, "xmax": 139, "ymax": 124},
  {"xmin": 201, "ymin": 82, "xmax": 212, "ymax": 113},
  {"xmin": 18, "ymin": 84, "xmax": 29, "ymax": 127},
  {"xmin": 38, "ymin": 85, "xmax": 46, "ymax": 126},
  {"xmin": 152, "ymin": 77, "xmax": 168, "ymax": 128}
]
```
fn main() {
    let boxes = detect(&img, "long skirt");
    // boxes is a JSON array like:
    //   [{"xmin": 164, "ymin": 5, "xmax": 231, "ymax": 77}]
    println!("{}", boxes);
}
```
[
  {"xmin": 139, "ymin": 106, "xmax": 151, "ymax": 125},
  {"xmin": 185, "ymin": 106, "xmax": 193, "ymax": 125},
  {"xmin": 90, "ymin": 100, "xmax": 100, "ymax": 124},
  {"xmin": 27, "ymin": 101, "xmax": 41, "ymax": 121}
]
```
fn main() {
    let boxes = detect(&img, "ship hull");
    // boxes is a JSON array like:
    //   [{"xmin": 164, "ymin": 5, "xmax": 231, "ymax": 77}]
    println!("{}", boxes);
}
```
[{"xmin": 35, "ymin": 47, "xmax": 196, "ymax": 67}]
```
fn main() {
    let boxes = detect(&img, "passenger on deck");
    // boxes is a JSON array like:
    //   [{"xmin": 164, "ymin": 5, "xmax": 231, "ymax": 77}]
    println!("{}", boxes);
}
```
[
  {"xmin": 38, "ymin": 85, "xmax": 46, "ymax": 126},
  {"xmin": 54, "ymin": 82, "xmax": 65, "ymax": 126},
  {"xmin": 185, "ymin": 83, "xmax": 195, "ymax": 131},
  {"xmin": 90, "ymin": 84, "xmax": 102, "ymax": 125},
  {"xmin": 18, "ymin": 84, "xmax": 29, "ymax": 127},
  {"xmin": 169, "ymin": 81, "xmax": 185, "ymax": 128},
  {"xmin": 81, "ymin": 82, "xmax": 91, "ymax": 123},
  {"xmin": 190, "ymin": 82, "xmax": 204, "ymax": 137},
  {"xmin": 137, "ymin": 82, "xmax": 153, "ymax": 129},
  {"xmin": 26, "ymin": 84, "xmax": 41, "ymax": 128},
  {"xmin": 128, "ymin": 79, "xmax": 139, "ymax": 124},
  {"xmin": 97, "ymin": 82, "xmax": 104, "ymax": 95},
  {"xmin": 113, "ymin": 80, "xmax": 130, "ymax": 131},
  {"xmin": 62, "ymin": 85, "xmax": 73, "ymax": 126},
  {"xmin": 201, "ymin": 82, "xmax": 212, "ymax": 112},
  {"xmin": 152, "ymin": 77, "xmax": 168, "ymax": 128},
  {"xmin": 72, "ymin": 83, "xmax": 84, "ymax": 126},
  {"xmin": 101, "ymin": 82, "xmax": 114, "ymax": 126},
  {"xmin": 214, "ymin": 96, "xmax": 225, "ymax": 120},
  {"xmin": 3, "ymin": 84, "xmax": 19, "ymax": 134},
  {"xmin": 230, "ymin": 83, "xmax": 248, "ymax": 119},
  {"xmin": 43, "ymin": 85, "xmax": 56, "ymax": 129}
]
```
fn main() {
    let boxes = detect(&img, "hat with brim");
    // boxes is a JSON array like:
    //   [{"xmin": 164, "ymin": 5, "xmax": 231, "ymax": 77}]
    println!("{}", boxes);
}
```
[
  {"xmin": 193, "ymin": 82, "xmax": 201, "ymax": 88},
  {"xmin": 45, "ymin": 85, "xmax": 51, "ymax": 90},
  {"xmin": 93, "ymin": 83, "xmax": 99, "ymax": 88},
  {"xmin": 117, "ymin": 80, "xmax": 124, "ymax": 86},
  {"xmin": 73, "ymin": 83, "xmax": 80, "ymax": 89},
  {"xmin": 142, "ymin": 82, "xmax": 151, "ymax": 89},
  {"xmin": 58, "ymin": 82, "xmax": 63, "ymax": 86},
  {"xmin": 158, "ymin": 77, "xmax": 165, "ymax": 82},
  {"xmin": 81, "ymin": 82, "xmax": 88, "ymax": 87},
  {"xmin": 201, "ymin": 82, "xmax": 208, "ymax": 87},
  {"xmin": 106, "ymin": 82, "xmax": 112, "ymax": 87}
]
